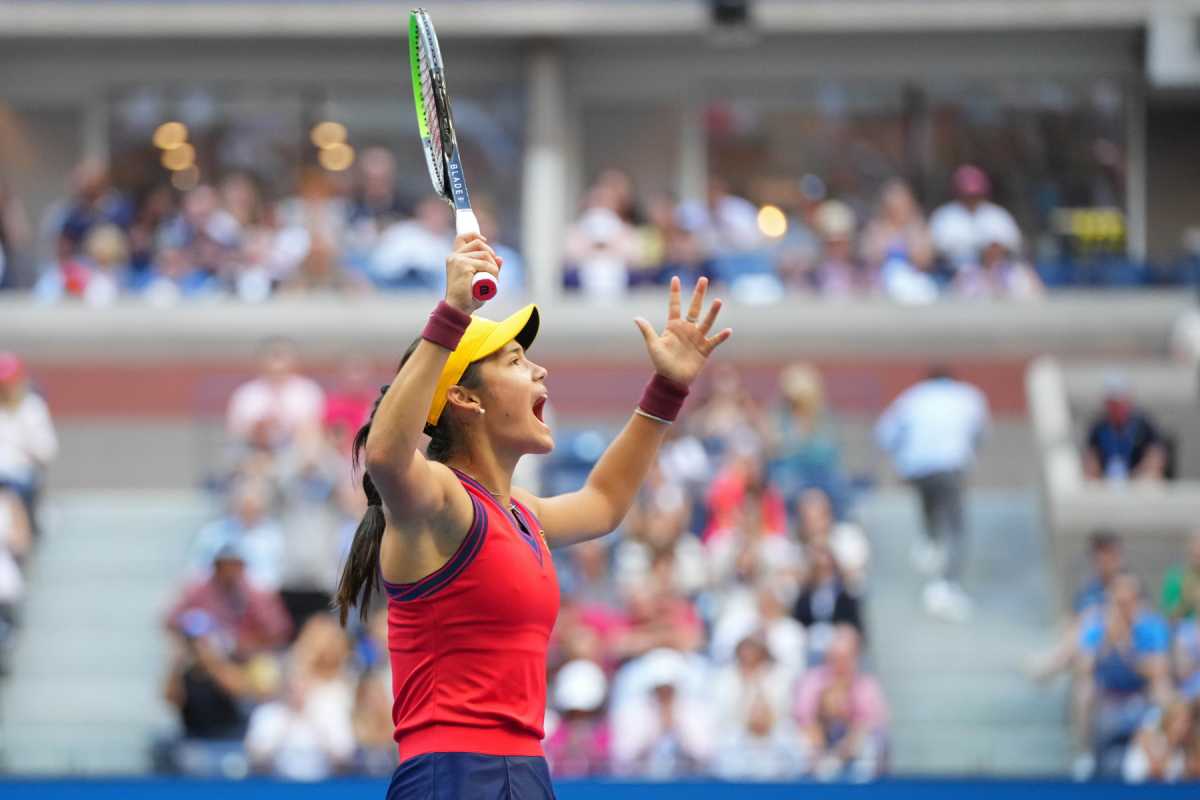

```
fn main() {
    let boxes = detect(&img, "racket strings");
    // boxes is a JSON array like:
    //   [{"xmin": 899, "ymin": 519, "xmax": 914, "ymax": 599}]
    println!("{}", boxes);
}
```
[{"xmin": 419, "ymin": 54, "xmax": 445, "ymax": 167}]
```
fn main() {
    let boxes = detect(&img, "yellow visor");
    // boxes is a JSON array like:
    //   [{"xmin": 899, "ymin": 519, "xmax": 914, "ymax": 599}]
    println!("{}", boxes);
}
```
[{"xmin": 426, "ymin": 304, "xmax": 540, "ymax": 427}]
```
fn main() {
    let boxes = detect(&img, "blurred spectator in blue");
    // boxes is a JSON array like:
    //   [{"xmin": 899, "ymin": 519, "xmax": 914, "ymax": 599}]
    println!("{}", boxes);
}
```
[
  {"xmin": 1121, "ymin": 699, "xmax": 1193, "ymax": 783},
  {"xmin": 1077, "ymin": 531, "xmax": 1127, "ymax": 620},
  {"xmin": 0, "ymin": 176, "xmax": 32, "ymax": 290},
  {"xmin": 685, "ymin": 176, "xmax": 762, "ymax": 258},
  {"xmin": 811, "ymin": 200, "xmax": 873, "ymax": 297},
  {"xmin": 875, "ymin": 367, "xmax": 988, "ymax": 623},
  {"xmin": 545, "ymin": 659, "xmax": 612, "ymax": 778},
  {"xmin": 226, "ymin": 338, "xmax": 326, "ymax": 453},
  {"xmin": 345, "ymin": 147, "xmax": 408, "ymax": 262},
  {"xmin": 189, "ymin": 478, "xmax": 284, "ymax": 592},
  {"xmin": 794, "ymin": 626, "xmax": 888, "ymax": 781},
  {"xmin": 126, "ymin": 185, "xmax": 177, "ymax": 280},
  {"xmin": 1083, "ymin": 375, "xmax": 1167, "ymax": 482},
  {"xmin": 795, "ymin": 488, "xmax": 870, "ymax": 595},
  {"xmin": 1175, "ymin": 614, "xmax": 1200, "ymax": 699},
  {"xmin": 657, "ymin": 206, "xmax": 716, "ymax": 289},
  {"xmin": 368, "ymin": 196, "xmax": 452, "ymax": 290},
  {"xmin": 712, "ymin": 632, "xmax": 805, "ymax": 780},
  {"xmin": 167, "ymin": 541, "xmax": 292, "ymax": 656},
  {"xmin": 1074, "ymin": 572, "xmax": 1173, "ymax": 779},
  {"xmin": 159, "ymin": 184, "xmax": 241, "ymax": 279},
  {"xmin": 1162, "ymin": 529, "xmax": 1200, "ymax": 623},
  {"xmin": 34, "ymin": 223, "xmax": 128, "ymax": 306},
  {"xmin": 610, "ymin": 648, "xmax": 713, "ymax": 778},
  {"xmin": 774, "ymin": 175, "xmax": 826, "ymax": 292},
  {"xmin": 0, "ymin": 352, "xmax": 58, "ymax": 520},
  {"xmin": 952, "ymin": 208, "xmax": 1043, "ymax": 300},
  {"xmin": 929, "ymin": 164, "xmax": 1021, "ymax": 273},
  {"xmin": 766, "ymin": 363, "xmax": 845, "ymax": 507},
  {"xmin": 792, "ymin": 543, "xmax": 863, "ymax": 664},
  {"xmin": 863, "ymin": 179, "xmax": 939, "ymax": 304},
  {"xmin": 245, "ymin": 615, "xmax": 356, "ymax": 780},
  {"xmin": 43, "ymin": 159, "xmax": 134, "ymax": 258}
]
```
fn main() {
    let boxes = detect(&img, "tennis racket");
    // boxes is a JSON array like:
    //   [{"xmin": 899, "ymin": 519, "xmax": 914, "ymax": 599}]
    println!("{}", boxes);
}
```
[{"xmin": 409, "ymin": 8, "xmax": 496, "ymax": 302}]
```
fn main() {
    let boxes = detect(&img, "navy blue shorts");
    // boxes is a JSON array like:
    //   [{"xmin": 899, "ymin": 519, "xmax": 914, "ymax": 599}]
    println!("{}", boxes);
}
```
[{"xmin": 387, "ymin": 752, "xmax": 556, "ymax": 800}]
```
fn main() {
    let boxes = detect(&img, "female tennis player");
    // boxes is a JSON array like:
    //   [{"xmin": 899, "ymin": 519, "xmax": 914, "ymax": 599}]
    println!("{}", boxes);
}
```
[{"xmin": 335, "ymin": 232, "xmax": 731, "ymax": 799}]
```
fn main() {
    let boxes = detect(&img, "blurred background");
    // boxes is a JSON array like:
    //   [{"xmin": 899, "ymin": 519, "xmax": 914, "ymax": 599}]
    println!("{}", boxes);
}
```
[{"xmin": 0, "ymin": 0, "xmax": 1199, "ymax": 796}]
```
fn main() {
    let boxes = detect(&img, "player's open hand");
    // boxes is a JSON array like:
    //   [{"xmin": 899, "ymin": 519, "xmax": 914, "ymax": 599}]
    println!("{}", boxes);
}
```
[
  {"xmin": 634, "ymin": 276, "xmax": 732, "ymax": 387},
  {"xmin": 445, "ymin": 232, "xmax": 502, "ymax": 313}
]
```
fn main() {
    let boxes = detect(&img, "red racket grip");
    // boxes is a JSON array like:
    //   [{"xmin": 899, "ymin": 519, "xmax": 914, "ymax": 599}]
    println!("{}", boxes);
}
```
[{"xmin": 471, "ymin": 272, "xmax": 497, "ymax": 302}]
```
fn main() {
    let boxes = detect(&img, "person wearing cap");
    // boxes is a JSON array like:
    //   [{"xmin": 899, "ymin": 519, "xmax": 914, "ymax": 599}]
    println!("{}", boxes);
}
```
[
  {"xmin": 0, "ymin": 353, "xmax": 58, "ymax": 522},
  {"xmin": 1083, "ymin": 376, "xmax": 1167, "ymax": 482},
  {"xmin": 929, "ymin": 164, "xmax": 1022, "ymax": 272},
  {"xmin": 543, "ymin": 659, "xmax": 611, "ymax": 777},
  {"xmin": 332, "ymin": 232, "xmax": 730, "ymax": 798}
]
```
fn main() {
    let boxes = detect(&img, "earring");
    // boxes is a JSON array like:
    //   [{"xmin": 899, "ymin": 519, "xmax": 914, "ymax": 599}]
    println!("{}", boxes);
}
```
[{"xmin": 477, "ymin": 408, "xmax": 486, "ymax": 415}]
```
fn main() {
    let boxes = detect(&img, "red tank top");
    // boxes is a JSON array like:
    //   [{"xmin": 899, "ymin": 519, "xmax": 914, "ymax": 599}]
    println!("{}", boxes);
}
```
[{"xmin": 383, "ymin": 469, "xmax": 560, "ymax": 761}]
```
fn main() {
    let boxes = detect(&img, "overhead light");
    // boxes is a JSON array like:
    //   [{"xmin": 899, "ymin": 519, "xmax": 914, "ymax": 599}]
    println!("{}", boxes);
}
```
[
  {"xmin": 310, "ymin": 121, "xmax": 348, "ymax": 150},
  {"xmin": 161, "ymin": 142, "xmax": 196, "ymax": 171},
  {"xmin": 152, "ymin": 121, "xmax": 188, "ymax": 150},
  {"xmin": 318, "ymin": 142, "xmax": 355, "ymax": 172},
  {"xmin": 757, "ymin": 204, "xmax": 787, "ymax": 238}
]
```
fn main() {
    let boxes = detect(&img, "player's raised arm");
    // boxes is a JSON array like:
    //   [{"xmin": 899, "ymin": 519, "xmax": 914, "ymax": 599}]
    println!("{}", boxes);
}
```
[
  {"xmin": 360, "ymin": 233, "xmax": 500, "ymax": 518},
  {"xmin": 519, "ymin": 276, "xmax": 731, "ymax": 547}
]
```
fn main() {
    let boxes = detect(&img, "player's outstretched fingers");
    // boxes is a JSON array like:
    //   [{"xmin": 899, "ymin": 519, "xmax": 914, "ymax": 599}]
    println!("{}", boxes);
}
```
[
  {"xmin": 686, "ymin": 277, "xmax": 708, "ymax": 324},
  {"xmin": 699, "ymin": 297, "xmax": 722, "ymax": 335},
  {"xmin": 667, "ymin": 276, "xmax": 682, "ymax": 321},
  {"xmin": 704, "ymin": 327, "xmax": 734, "ymax": 355}
]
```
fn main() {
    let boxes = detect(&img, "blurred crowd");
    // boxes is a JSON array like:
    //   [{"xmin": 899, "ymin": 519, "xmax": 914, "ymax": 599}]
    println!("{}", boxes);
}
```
[
  {"xmin": 1029, "ymin": 530, "xmax": 1200, "ymax": 783},
  {"xmin": 157, "ymin": 346, "xmax": 891, "ymax": 782},
  {"xmin": 0, "ymin": 352, "xmax": 58, "ymax": 673},
  {"xmin": 564, "ymin": 165, "xmax": 1043, "ymax": 303},
  {"xmin": 0, "ymin": 153, "xmax": 524, "ymax": 304}
]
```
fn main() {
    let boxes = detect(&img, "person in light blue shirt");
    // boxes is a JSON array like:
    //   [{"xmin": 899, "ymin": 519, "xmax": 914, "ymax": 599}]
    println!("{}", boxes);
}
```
[{"xmin": 874, "ymin": 367, "xmax": 988, "ymax": 622}]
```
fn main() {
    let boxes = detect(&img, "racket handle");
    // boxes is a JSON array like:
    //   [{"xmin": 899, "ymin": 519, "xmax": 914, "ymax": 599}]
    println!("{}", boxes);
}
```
[{"xmin": 455, "ymin": 209, "xmax": 497, "ymax": 302}]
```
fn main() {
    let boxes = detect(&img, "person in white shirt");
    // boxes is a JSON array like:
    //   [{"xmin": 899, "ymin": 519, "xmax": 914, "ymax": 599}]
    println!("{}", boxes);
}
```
[
  {"xmin": 929, "ymin": 165, "xmax": 1022, "ymax": 273},
  {"xmin": 0, "ymin": 353, "xmax": 58, "ymax": 519},
  {"xmin": 875, "ymin": 368, "xmax": 989, "ymax": 621},
  {"xmin": 226, "ymin": 338, "xmax": 325, "ymax": 450}
]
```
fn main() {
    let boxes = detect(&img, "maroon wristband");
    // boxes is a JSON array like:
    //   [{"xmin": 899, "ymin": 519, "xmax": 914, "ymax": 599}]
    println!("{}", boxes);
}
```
[
  {"xmin": 422, "ymin": 301, "xmax": 472, "ymax": 351},
  {"xmin": 638, "ymin": 373, "xmax": 690, "ymax": 423}
]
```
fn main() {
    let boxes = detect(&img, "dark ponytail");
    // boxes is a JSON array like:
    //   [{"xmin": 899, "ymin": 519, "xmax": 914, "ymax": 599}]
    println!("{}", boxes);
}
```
[{"xmin": 333, "ymin": 337, "xmax": 484, "ymax": 626}]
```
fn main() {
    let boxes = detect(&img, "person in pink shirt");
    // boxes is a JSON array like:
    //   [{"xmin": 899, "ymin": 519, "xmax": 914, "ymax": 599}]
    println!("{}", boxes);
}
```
[
  {"xmin": 795, "ymin": 626, "xmax": 888, "ymax": 780},
  {"xmin": 226, "ymin": 338, "xmax": 325, "ymax": 451}
]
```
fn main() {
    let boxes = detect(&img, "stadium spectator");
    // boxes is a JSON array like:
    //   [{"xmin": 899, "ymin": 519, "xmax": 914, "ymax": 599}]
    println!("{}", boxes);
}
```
[
  {"xmin": 167, "ymin": 541, "xmax": 292, "ymax": 656},
  {"xmin": 711, "ymin": 579, "xmax": 807, "ymax": 675},
  {"xmin": 795, "ymin": 626, "xmax": 888, "ymax": 781},
  {"xmin": 545, "ymin": 659, "xmax": 612, "ymax": 778},
  {"xmin": 564, "ymin": 188, "xmax": 640, "ymax": 299},
  {"xmin": 690, "ymin": 363, "xmax": 766, "ymax": 456},
  {"xmin": 0, "ymin": 175, "xmax": 32, "ymax": 289},
  {"xmin": 188, "ymin": 478, "xmax": 285, "ymax": 592},
  {"xmin": 793, "ymin": 543, "xmax": 863, "ymax": 663},
  {"xmin": 686, "ymin": 176, "xmax": 763, "ymax": 258},
  {"xmin": 568, "ymin": 538, "xmax": 624, "ymax": 610},
  {"xmin": 1075, "ymin": 572, "xmax": 1173, "ymax": 778},
  {"xmin": 875, "ymin": 367, "xmax": 989, "ymax": 622},
  {"xmin": 862, "ymin": 179, "xmax": 938, "ymax": 303},
  {"xmin": 772, "ymin": 175, "xmax": 825, "ymax": 291},
  {"xmin": 0, "ymin": 352, "xmax": 58, "ymax": 520},
  {"xmin": 614, "ymin": 499, "xmax": 707, "ymax": 600},
  {"xmin": 34, "ymin": 223, "xmax": 127, "ymax": 306},
  {"xmin": 345, "ymin": 147, "xmax": 408, "ymax": 256},
  {"xmin": 706, "ymin": 485, "xmax": 801, "ymax": 602},
  {"xmin": 929, "ymin": 164, "xmax": 1021, "ymax": 272},
  {"xmin": 351, "ymin": 666, "xmax": 397, "ymax": 776},
  {"xmin": 226, "ymin": 337, "xmax": 325, "ymax": 451},
  {"xmin": 0, "ymin": 489, "xmax": 31, "ymax": 652},
  {"xmin": 320, "ymin": 356, "xmax": 376, "ymax": 458},
  {"xmin": 703, "ymin": 449, "xmax": 787, "ymax": 543},
  {"xmin": 658, "ymin": 206, "xmax": 716, "ymax": 290},
  {"xmin": 42, "ymin": 159, "xmax": 134, "ymax": 259},
  {"xmin": 1161, "ymin": 529, "xmax": 1200, "ymax": 622},
  {"xmin": 766, "ymin": 363, "xmax": 846, "ymax": 507},
  {"xmin": 609, "ymin": 648, "xmax": 713, "ymax": 778},
  {"xmin": 1174, "ymin": 615, "xmax": 1200, "ymax": 699},
  {"xmin": 952, "ymin": 215, "xmax": 1044, "ymax": 300},
  {"xmin": 811, "ymin": 200, "xmax": 870, "ymax": 296},
  {"xmin": 611, "ymin": 576, "xmax": 705, "ymax": 661},
  {"xmin": 158, "ymin": 184, "xmax": 241, "ymax": 280},
  {"xmin": 711, "ymin": 632, "xmax": 805, "ymax": 781},
  {"xmin": 1121, "ymin": 699, "xmax": 1193, "ymax": 783},
  {"xmin": 275, "ymin": 168, "xmax": 348, "ymax": 283},
  {"xmin": 795, "ymin": 488, "xmax": 870, "ymax": 594},
  {"xmin": 1082, "ymin": 375, "xmax": 1167, "ymax": 482},
  {"xmin": 368, "ymin": 196, "xmax": 453, "ymax": 290}
]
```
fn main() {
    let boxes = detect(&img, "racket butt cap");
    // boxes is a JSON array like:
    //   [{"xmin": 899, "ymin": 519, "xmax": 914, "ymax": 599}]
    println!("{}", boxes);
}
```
[{"xmin": 471, "ymin": 272, "xmax": 497, "ymax": 302}]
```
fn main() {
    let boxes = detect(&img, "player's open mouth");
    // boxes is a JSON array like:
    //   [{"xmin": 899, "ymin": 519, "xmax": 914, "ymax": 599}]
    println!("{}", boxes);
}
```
[{"xmin": 532, "ymin": 396, "xmax": 547, "ymax": 424}]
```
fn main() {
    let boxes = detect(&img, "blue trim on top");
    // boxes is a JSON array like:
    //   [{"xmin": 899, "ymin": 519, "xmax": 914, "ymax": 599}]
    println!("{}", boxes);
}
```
[
  {"xmin": 451, "ymin": 468, "xmax": 544, "ymax": 565},
  {"xmin": 382, "ymin": 493, "xmax": 487, "ymax": 602}
]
